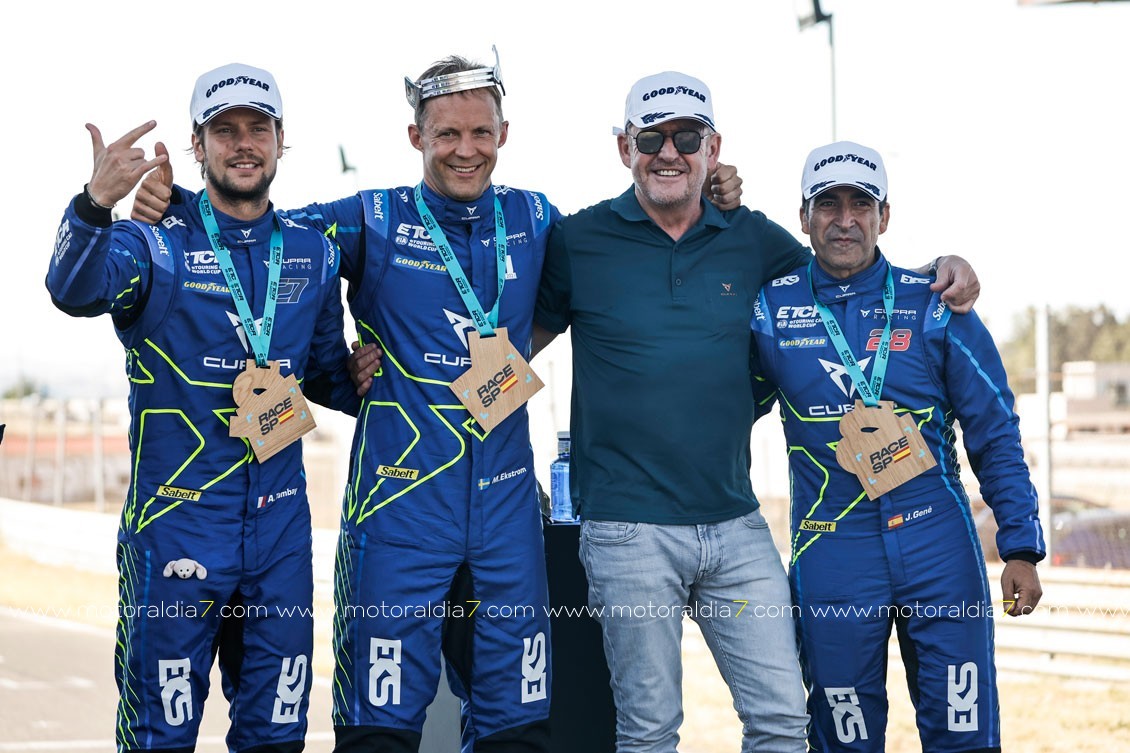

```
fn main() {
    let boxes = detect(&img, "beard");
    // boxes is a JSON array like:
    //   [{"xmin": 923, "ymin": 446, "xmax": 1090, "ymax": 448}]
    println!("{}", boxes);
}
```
[
  {"xmin": 632, "ymin": 160, "xmax": 704, "ymax": 211},
  {"xmin": 203, "ymin": 161, "xmax": 275, "ymax": 205}
]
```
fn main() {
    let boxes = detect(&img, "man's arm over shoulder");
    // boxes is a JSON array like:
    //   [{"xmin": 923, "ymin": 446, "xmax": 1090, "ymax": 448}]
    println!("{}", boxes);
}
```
[
  {"xmin": 136, "ymin": 166, "xmax": 369, "ymax": 287},
  {"xmin": 132, "ymin": 151, "xmax": 363, "ymax": 243},
  {"xmin": 293, "ymin": 192, "xmax": 390, "ymax": 289},
  {"xmin": 729, "ymin": 208, "xmax": 811, "ymax": 282},
  {"xmin": 917, "ymin": 255, "xmax": 980, "ymax": 314},
  {"xmin": 281, "ymin": 195, "xmax": 365, "ymax": 239}
]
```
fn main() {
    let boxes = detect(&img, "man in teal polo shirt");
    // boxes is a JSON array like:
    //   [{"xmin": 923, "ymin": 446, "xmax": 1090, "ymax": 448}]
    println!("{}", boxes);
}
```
[{"xmin": 531, "ymin": 71, "xmax": 978, "ymax": 753}]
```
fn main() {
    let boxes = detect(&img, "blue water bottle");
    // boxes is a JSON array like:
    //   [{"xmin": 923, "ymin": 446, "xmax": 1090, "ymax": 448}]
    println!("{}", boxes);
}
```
[{"xmin": 549, "ymin": 431, "xmax": 577, "ymax": 524}]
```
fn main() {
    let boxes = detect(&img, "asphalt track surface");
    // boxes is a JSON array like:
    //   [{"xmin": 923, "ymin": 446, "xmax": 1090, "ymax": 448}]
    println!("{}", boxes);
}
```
[
  {"xmin": 0, "ymin": 607, "xmax": 335, "ymax": 752},
  {"xmin": 0, "ymin": 608, "xmax": 464, "ymax": 752},
  {"xmin": 0, "ymin": 608, "xmax": 462, "ymax": 752}
]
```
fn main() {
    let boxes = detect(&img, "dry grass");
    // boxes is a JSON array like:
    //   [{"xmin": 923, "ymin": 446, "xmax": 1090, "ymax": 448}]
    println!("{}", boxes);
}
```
[{"xmin": 0, "ymin": 545, "xmax": 118, "ymax": 628}]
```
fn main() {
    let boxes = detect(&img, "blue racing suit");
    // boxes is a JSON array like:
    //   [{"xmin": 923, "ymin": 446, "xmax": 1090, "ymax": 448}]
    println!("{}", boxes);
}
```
[
  {"xmin": 749, "ymin": 252, "xmax": 1045, "ymax": 753},
  {"xmin": 46, "ymin": 190, "xmax": 355, "ymax": 753},
  {"xmin": 284, "ymin": 182, "xmax": 560, "ymax": 751}
]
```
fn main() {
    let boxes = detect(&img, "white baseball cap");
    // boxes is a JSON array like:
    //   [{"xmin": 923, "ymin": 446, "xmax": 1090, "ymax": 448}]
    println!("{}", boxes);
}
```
[
  {"xmin": 622, "ymin": 71, "xmax": 715, "ymax": 131},
  {"xmin": 801, "ymin": 141, "xmax": 887, "ymax": 202},
  {"xmin": 191, "ymin": 63, "xmax": 283, "ymax": 126}
]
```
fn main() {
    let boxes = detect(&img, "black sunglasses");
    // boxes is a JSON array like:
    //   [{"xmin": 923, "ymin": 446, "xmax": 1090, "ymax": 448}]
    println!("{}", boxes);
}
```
[{"xmin": 632, "ymin": 129, "xmax": 704, "ymax": 155}]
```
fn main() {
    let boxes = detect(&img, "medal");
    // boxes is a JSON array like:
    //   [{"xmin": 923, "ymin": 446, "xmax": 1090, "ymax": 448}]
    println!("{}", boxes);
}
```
[
  {"xmin": 834, "ymin": 400, "xmax": 936, "ymax": 500},
  {"xmin": 230, "ymin": 360, "xmax": 316, "ymax": 462},
  {"xmin": 450, "ymin": 328, "xmax": 544, "ymax": 432},
  {"xmin": 199, "ymin": 192, "xmax": 314, "ymax": 461},
  {"xmin": 808, "ymin": 262, "xmax": 936, "ymax": 496},
  {"xmin": 415, "ymin": 185, "xmax": 543, "ymax": 431}
]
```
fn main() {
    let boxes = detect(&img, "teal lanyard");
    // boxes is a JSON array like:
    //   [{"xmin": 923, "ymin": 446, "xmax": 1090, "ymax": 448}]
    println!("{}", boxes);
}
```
[
  {"xmin": 414, "ymin": 183, "xmax": 508, "ymax": 336},
  {"xmin": 199, "ymin": 191, "xmax": 283, "ymax": 368},
  {"xmin": 807, "ymin": 261, "xmax": 895, "ymax": 407}
]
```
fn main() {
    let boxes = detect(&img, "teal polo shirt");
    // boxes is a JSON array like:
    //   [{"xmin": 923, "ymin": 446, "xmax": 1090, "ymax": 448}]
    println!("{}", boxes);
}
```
[{"xmin": 535, "ymin": 187, "xmax": 810, "ymax": 524}]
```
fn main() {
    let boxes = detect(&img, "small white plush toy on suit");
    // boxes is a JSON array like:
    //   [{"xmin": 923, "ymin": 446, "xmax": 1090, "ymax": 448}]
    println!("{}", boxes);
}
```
[{"xmin": 163, "ymin": 558, "xmax": 208, "ymax": 580}]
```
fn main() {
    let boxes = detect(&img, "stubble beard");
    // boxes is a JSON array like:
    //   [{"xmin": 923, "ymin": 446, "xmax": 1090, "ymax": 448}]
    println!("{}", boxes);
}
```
[
  {"xmin": 640, "ymin": 178, "xmax": 700, "ymax": 210},
  {"xmin": 635, "ymin": 160, "xmax": 703, "ymax": 210},
  {"xmin": 203, "ymin": 162, "xmax": 274, "ymax": 206}
]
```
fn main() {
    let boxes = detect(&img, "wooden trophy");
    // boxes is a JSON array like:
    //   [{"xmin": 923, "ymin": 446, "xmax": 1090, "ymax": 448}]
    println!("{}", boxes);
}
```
[
  {"xmin": 230, "ymin": 360, "xmax": 316, "ymax": 463},
  {"xmin": 450, "ymin": 328, "xmax": 543, "ymax": 433},
  {"xmin": 834, "ymin": 400, "xmax": 936, "ymax": 500}
]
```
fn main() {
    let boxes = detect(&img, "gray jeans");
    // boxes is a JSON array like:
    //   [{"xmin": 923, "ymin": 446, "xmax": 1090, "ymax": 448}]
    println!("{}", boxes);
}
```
[{"xmin": 579, "ymin": 509, "xmax": 809, "ymax": 753}]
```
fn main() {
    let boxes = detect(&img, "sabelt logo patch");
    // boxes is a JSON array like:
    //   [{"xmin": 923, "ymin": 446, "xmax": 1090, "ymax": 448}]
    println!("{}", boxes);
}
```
[
  {"xmin": 377, "ymin": 465, "xmax": 420, "ymax": 480},
  {"xmin": 157, "ymin": 485, "xmax": 202, "ymax": 502},
  {"xmin": 800, "ymin": 519, "xmax": 836, "ymax": 533}
]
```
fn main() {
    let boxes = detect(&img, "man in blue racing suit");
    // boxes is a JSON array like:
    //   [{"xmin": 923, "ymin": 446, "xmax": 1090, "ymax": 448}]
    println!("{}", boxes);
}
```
[
  {"xmin": 46, "ymin": 65, "xmax": 356, "ymax": 753},
  {"xmin": 749, "ymin": 141, "xmax": 1045, "ymax": 753},
  {"xmin": 314, "ymin": 55, "xmax": 561, "ymax": 752}
]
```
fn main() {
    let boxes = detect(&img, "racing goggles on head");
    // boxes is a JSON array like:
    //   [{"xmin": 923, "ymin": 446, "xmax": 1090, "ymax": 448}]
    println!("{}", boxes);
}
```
[
  {"xmin": 405, "ymin": 45, "xmax": 506, "ymax": 108},
  {"xmin": 632, "ymin": 129, "xmax": 705, "ymax": 155}
]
